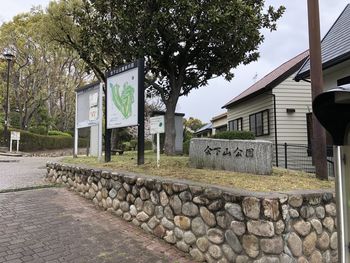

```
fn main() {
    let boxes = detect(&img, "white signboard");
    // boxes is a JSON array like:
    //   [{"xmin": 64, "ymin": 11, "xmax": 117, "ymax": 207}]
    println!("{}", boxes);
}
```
[
  {"xmin": 150, "ymin": 116, "xmax": 165, "ymax": 134},
  {"xmin": 76, "ymin": 83, "xmax": 101, "ymax": 128},
  {"xmin": 89, "ymin": 92, "xmax": 99, "ymax": 121},
  {"xmin": 107, "ymin": 65, "xmax": 138, "ymax": 129},
  {"xmin": 10, "ymin": 131, "xmax": 20, "ymax": 140},
  {"xmin": 10, "ymin": 131, "xmax": 20, "ymax": 152}
]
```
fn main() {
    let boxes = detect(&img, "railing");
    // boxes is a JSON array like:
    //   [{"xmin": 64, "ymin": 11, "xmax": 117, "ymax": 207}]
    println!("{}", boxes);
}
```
[{"xmin": 272, "ymin": 143, "xmax": 334, "ymax": 177}]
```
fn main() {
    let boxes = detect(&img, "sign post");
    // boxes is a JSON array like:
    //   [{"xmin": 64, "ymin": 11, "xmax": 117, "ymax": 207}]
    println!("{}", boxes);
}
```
[
  {"xmin": 106, "ymin": 59, "xmax": 144, "ymax": 165},
  {"xmin": 150, "ymin": 116, "xmax": 165, "ymax": 167},
  {"xmin": 10, "ymin": 131, "xmax": 20, "ymax": 153},
  {"xmin": 75, "ymin": 82, "xmax": 103, "ymax": 159}
]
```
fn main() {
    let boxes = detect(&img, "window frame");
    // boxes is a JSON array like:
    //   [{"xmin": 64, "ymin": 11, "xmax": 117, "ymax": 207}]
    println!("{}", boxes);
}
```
[
  {"xmin": 249, "ymin": 109, "xmax": 270, "ymax": 137},
  {"xmin": 228, "ymin": 117, "xmax": 243, "ymax": 131}
]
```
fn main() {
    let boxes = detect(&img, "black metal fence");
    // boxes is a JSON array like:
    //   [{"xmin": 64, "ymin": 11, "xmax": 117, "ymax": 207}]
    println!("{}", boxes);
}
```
[{"xmin": 272, "ymin": 143, "xmax": 334, "ymax": 177}]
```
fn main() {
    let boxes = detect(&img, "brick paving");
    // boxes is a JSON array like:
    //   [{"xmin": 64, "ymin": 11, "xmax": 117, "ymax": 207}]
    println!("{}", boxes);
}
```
[{"xmin": 0, "ymin": 188, "xmax": 192, "ymax": 263}]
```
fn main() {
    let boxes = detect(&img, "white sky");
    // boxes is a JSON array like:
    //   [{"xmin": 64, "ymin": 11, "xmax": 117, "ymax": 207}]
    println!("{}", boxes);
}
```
[{"xmin": 0, "ymin": 0, "xmax": 348, "ymax": 122}]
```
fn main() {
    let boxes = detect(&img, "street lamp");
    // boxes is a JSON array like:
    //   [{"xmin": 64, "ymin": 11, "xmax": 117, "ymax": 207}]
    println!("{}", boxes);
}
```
[{"xmin": 2, "ymin": 51, "xmax": 15, "ymax": 149}]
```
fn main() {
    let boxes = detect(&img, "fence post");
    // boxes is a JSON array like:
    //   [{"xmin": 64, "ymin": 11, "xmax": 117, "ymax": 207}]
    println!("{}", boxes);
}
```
[{"xmin": 284, "ymin": 143, "xmax": 288, "ymax": 169}]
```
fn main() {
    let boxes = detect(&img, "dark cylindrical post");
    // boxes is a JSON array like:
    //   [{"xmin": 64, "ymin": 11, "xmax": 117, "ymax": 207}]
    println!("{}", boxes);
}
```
[
  {"xmin": 137, "ymin": 58, "xmax": 145, "ymax": 165},
  {"xmin": 272, "ymin": 94, "xmax": 278, "ymax": 167},
  {"xmin": 104, "ymin": 80, "xmax": 111, "ymax": 162},
  {"xmin": 307, "ymin": 0, "xmax": 328, "ymax": 179},
  {"xmin": 284, "ymin": 142, "xmax": 288, "ymax": 169},
  {"xmin": 3, "ymin": 59, "xmax": 10, "ymax": 148}
]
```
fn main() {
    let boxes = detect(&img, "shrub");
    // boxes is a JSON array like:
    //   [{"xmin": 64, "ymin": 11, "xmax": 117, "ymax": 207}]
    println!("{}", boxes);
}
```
[
  {"xmin": 122, "ymin": 141, "xmax": 131, "ymax": 151},
  {"xmin": 130, "ymin": 139, "xmax": 137, "ymax": 150},
  {"xmin": 48, "ymin": 130, "xmax": 72, "ymax": 137},
  {"xmin": 211, "ymin": 131, "xmax": 255, "ymax": 140},
  {"xmin": 29, "ymin": 125, "xmax": 47, "ymax": 135},
  {"xmin": 183, "ymin": 140, "xmax": 191, "ymax": 155},
  {"xmin": 145, "ymin": 140, "xmax": 153, "ymax": 150},
  {"xmin": 0, "ymin": 128, "xmax": 87, "ymax": 151}
]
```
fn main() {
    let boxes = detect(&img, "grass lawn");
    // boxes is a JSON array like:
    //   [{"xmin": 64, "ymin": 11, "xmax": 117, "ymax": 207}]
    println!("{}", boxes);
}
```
[{"xmin": 61, "ymin": 151, "xmax": 334, "ymax": 192}]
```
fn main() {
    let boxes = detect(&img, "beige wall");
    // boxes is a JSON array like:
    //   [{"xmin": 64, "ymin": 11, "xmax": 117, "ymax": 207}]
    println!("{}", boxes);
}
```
[
  {"xmin": 227, "ymin": 92, "xmax": 274, "ymax": 142},
  {"xmin": 272, "ymin": 75, "xmax": 312, "ymax": 145},
  {"xmin": 227, "ymin": 74, "xmax": 312, "ymax": 146},
  {"xmin": 212, "ymin": 116, "xmax": 227, "ymax": 129},
  {"xmin": 323, "ymin": 59, "xmax": 350, "ymax": 91}
]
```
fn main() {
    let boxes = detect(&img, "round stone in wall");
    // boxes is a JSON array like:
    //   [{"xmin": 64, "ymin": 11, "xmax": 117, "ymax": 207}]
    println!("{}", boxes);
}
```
[
  {"xmin": 287, "ymin": 232, "xmax": 302, "ymax": 257},
  {"xmin": 190, "ymin": 248, "xmax": 205, "ymax": 262},
  {"xmin": 183, "ymin": 231, "xmax": 196, "ymax": 245},
  {"xmin": 200, "ymin": 207, "xmax": 216, "ymax": 227},
  {"xmin": 224, "ymin": 230, "xmax": 242, "ymax": 254},
  {"xmin": 293, "ymin": 219, "xmax": 311, "ymax": 237},
  {"xmin": 196, "ymin": 237, "xmax": 209, "ymax": 252},
  {"xmin": 208, "ymin": 245, "xmax": 223, "ymax": 259},
  {"xmin": 225, "ymin": 203, "xmax": 244, "ymax": 221},
  {"xmin": 260, "ymin": 237, "xmax": 284, "ymax": 255},
  {"xmin": 207, "ymin": 228, "xmax": 224, "ymax": 244},
  {"xmin": 143, "ymin": 200, "xmax": 155, "ymax": 216},
  {"xmin": 317, "ymin": 232, "xmax": 330, "ymax": 251},
  {"xmin": 191, "ymin": 217, "xmax": 206, "ymax": 236},
  {"xmin": 303, "ymin": 232, "xmax": 317, "ymax": 257},
  {"xmin": 242, "ymin": 234, "xmax": 259, "ymax": 258},
  {"xmin": 182, "ymin": 202, "xmax": 199, "ymax": 217},
  {"xmin": 288, "ymin": 195, "xmax": 303, "ymax": 208},
  {"xmin": 174, "ymin": 216, "xmax": 191, "ymax": 230},
  {"xmin": 169, "ymin": 195, "xmax": 182, "ymax": 215},
  {"xmin": 159, "ymin": 191, "xmax": 169, "ymax": 206},
  {"xmin": 242, "ymin": 197, "xmax": 260, "ymax": 219}
]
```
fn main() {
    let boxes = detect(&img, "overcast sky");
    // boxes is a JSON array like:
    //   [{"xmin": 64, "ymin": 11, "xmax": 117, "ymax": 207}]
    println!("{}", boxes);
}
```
[{"xmin": 0, "ymin": 1, "xmax": 349, "ymax": 122}]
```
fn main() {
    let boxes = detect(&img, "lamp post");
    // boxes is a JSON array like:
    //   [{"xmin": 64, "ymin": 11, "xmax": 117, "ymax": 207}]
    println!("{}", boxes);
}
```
[{"xmin": 2, "ymin": 52, "xmax": 15, "ymax": 149}]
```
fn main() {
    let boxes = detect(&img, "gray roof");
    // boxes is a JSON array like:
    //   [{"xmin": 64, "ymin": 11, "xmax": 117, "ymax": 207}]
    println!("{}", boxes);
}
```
[
  {"xmin": 194, "ymin": 123, "xmax": 212, "ymax": 134},
  {"xmin": 295, "ymin": 4, "xmax": 350, "ymax": 81}
]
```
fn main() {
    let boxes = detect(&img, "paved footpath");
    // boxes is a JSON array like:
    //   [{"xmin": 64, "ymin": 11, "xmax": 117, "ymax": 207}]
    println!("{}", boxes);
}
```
[
  {"xmin": 0, "ymin": 157, "xmax": 192, "ymax": 263},
  {"xmin": 0, "ymin": 156, "xmax": 59, "ymax": 191}
]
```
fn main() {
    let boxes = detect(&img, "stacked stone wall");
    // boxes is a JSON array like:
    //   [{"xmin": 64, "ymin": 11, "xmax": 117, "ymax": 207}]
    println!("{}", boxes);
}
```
[{"xmin": 46, "ymin": 163, "xmax": 337, "ymax": 263}]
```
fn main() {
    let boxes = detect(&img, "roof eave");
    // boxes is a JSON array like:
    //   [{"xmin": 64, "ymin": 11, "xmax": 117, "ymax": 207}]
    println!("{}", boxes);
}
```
[
  {"xmin": 223, "ymin": 60, "xmax": 305, "ymax": 109},
  {"xmin": 295, "ymin": 51, "xmax": 350, "ymax": 81}
]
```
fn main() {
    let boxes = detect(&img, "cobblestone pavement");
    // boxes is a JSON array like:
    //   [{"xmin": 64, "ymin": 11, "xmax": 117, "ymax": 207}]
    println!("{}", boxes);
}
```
[
  {"xmin": 0, "ymin": 156, "xmax": 60, "ymax": 190},
  {"xmin": 0, "ymin": 188, "xmax": 192, "ymax": 263}
]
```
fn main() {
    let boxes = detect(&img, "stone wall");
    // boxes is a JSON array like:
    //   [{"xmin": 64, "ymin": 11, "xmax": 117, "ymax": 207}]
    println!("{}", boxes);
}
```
[
  {"xmin": 46, "ymin": 162, "xmax": 337, "ymax": 263},
  {"xmin": 189, "ymin": 138, "xmax": 273, "ymax": 175}
]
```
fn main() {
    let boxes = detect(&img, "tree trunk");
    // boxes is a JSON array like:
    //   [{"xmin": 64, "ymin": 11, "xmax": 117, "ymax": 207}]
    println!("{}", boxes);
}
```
[{"xmin": 164, "ymin": 102, "xmax": 176, "ymax": 155}]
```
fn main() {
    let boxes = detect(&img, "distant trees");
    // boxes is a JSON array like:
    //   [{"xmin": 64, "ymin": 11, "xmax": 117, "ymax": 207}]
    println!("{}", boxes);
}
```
[
  {"xmin": 184, "ymin": 117, "xmax": 204, "ymax": 132},
  {"xmin": 0, "ymin": 8, "xmax": 89, "ymax": 133}
]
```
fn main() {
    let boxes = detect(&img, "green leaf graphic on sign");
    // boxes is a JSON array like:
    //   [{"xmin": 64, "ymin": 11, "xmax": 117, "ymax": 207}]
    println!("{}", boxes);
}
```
[{"xmin": 110, "ymin": 82, "xmax": 135, "ymax": 118}]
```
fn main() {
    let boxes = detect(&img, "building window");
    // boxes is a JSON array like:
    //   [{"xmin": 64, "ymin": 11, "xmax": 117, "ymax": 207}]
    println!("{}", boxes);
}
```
[
  {"xmin": 228, "ymin": 118, "xmax": 243, "ymax": 131},
  {"xmin": 249, "ymin": 110, "xmax": 269, "ymax": 136}
]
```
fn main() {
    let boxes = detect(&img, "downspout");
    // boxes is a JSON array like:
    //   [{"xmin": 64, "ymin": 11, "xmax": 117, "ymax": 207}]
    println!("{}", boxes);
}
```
[{"xmin": 272, "ymin": 93, "xmax": 278, "ymax": 167}]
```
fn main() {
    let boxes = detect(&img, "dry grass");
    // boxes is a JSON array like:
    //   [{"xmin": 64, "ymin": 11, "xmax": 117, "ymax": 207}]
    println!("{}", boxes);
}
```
[{"xmin": 61, "ymin": 151, "xmax": 334, "ymax": 192}]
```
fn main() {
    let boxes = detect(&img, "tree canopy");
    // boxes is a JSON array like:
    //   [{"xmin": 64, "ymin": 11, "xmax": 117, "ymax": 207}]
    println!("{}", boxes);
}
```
[
  {"xmin": 45, "ymin": 0, "xmax": 285, "ymax": 154},
  {"xmin": 0, "ymin": 8, "xmax": 89, "ymax": 132}
]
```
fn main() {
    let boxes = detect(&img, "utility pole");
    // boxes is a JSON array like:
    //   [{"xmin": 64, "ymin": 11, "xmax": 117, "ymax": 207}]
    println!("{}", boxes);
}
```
[
  {"xmin": 2, "ymin": 52, "xmax": 15, "ymax": 149},
  {"xmin": 307, "ymin": 0, "xmax": 328, "ymax": 180}
]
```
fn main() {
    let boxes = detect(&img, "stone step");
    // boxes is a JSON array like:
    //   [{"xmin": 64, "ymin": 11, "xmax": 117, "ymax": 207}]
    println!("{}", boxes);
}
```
[{"xmin": 0, "ymin": 147, "xmax": 7, "ymax": 153}]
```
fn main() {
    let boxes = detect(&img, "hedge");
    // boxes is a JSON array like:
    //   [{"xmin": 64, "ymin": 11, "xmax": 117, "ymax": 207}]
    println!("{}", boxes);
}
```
[
  {"xmin": 211, "ymin": 130, "xmax": 255, "ymax": 140},
  {"xmin": 0, "ymin": 128, "xmax": 88, "ymax": 152},
  {"xmin": 48, "ymin": 130, "xmax": 72, "ymax": 137}
]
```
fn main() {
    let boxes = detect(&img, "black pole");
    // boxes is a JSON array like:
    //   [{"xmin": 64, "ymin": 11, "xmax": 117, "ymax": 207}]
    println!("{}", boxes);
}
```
[
  {"xmin": 104, "ymin": 80, "xmax": 111, "ymax": 162},
  {"xmin": 3, "ymin": 59, "xmax": 10, "ymax": 148},
  {"xmin": 137, "ymin": 58, "xmax": 145, "ymax": 165},
  {"xmin": 272, "ymin": 94, "xmax": 278, "ymax": 167},
  {"xmin": 284, "ymin": 142, "xmax": 288, "ymax": 169}
]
